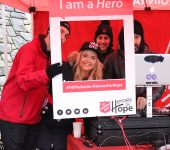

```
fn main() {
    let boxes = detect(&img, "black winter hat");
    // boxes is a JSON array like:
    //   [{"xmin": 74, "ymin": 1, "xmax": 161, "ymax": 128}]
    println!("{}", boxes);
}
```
[
  {"xmin": 60, "ymin": 21, "xmax": 71, "ymax": 34},
  {"xmin": 134, "ymin": 19, "xmax": 146, "ymax": 53},
  {"xmin": 80, "ymin": 41, "xmax": 102, "ymax": 61},
  {"xmin": 118, "ymin": 19, "xmax": 145, "ymax": 51},
  {"xmin": 118, "ymin": 27, "xmax": 124, "ymax": 50},
  {"xmin": 134, "ymin": 19, "xmax": 144, "ymax": 37},
  {"xmin": 94, "ymin": 20, "xmax": 113, "ymax": 48},
  {"xmin": 45, "ymin": 21, "xmax": 71, "ymax": 36}
]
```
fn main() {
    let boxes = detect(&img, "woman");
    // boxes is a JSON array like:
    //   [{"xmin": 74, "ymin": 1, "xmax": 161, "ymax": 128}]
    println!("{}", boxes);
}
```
[
  {"xmin": 36, "ymin": 41, "xmax": 103, "ymax": 150},
  {"xmin": 73, "ymin": 41, "xmax": 103, "ymax": 81},
  {"xmin": 94, "ymin": 20, "xmax": 114, "ymax": 62}
]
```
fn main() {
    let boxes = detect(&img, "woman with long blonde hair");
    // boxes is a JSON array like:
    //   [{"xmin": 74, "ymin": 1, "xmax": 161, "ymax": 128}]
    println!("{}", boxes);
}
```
[{"xmin": 72, "ymin": 41, "xmax": 103, "ymax": 81}]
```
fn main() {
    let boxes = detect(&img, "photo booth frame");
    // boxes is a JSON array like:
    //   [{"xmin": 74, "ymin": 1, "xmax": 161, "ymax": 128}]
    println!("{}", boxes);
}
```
[{"xmin": 49, "ymin": 0, "xmax": 136, "ymax": 119}]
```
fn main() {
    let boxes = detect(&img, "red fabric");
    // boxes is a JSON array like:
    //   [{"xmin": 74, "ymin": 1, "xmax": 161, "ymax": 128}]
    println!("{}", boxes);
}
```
[
  {"xmin": 154, "ymin": 86, "xmax": 170, "ymax": 108},
  {"xmin": 33, "ymin": 13, "xmax": 122, "ymax": 60},
  {"xmin": 33, "ymin": 11, "xmax": 49, "ymax": 37},
  {"xmin": 67, "ymin": 134, "xmax": 153, "ymax": 150},
  {"xmin": 34, "ymin": 11, "xmax": 170, "ymax": 58},
  {"xmin": 50, "ymin": 1, "xmax": 133, "ymax": 17},
  {"xmin": 0, "ymin": 37, "xmax": 49, "ymax": 124}
]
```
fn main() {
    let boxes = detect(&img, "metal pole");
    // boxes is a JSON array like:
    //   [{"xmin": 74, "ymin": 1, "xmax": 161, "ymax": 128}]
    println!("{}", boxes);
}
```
[{"xmin": 30, "ymin": 12, "xmax": 34, "ymax": 39}]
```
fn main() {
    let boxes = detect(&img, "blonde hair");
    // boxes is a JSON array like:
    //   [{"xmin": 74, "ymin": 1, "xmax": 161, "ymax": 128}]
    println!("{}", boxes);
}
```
[{"xmin": 73, "ymin": 52, "xmax": 103, "ymax": 81}]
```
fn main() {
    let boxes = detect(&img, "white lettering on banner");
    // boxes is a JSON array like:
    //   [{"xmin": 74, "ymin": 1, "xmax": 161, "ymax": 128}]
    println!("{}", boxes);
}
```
[
  {"xmin": 150, "ymin": 0, "xmax": 169, "ymax": 4},
  {"xmin": 60, "ymin": 0, "xmax": 124, "ymax": 10},
  {"xmin": 133, "ymin": 0, "xmax": 169, "ymax": 5},
  {"xmin": 133, "ymin": 0, "xmax": 144, "ymax": 5},
  {"xmin": 60, "ymin": 0, "xmax": 84, "ymax": 9},
  {"xmin": 161, "ymin": 0, "xmax": 170, "ymax": 4},
  {"xmin": 96, "ymin": 0, "xmax": 123, "ymax": 8},
  {"xmin": 66, "ymin": 1, "xmax": 84, "ymax": 9},
  {"xmin": 87, "ymin": 1, "xmax": 94, "ymax": 8},
  {"xmin": 60, "ymin": 0, "xmax": 63, "ymax": 9},
  {"xmin": 66, "ymin": 83, "xmax": 123, "ymax": 90}
]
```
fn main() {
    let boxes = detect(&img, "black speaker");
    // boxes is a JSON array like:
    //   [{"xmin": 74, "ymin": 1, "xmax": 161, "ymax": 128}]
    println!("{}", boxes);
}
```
[{"xmin": 84, "ymin": 117, "xmax": 170, "ymax": 146}]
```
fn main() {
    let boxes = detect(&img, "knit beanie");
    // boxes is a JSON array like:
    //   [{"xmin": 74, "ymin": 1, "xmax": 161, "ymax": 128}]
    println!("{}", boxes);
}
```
[
  {"xmin": 45, "ymin": 21, "xmax": 71, "ymax": 36},
  {"xmin": 94, "ymin": 20, "xmax": 113, "ymax": 48},
  {"xmin": 134, "ymin": 19, "xmax": 144, "ymax": 37},
  {"xmin": 60, "ymin": 21, "xmax": 71, "ymax": 34}
]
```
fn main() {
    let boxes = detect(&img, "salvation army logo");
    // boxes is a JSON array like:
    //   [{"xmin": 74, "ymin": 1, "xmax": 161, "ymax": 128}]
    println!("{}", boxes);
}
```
[{"xmin": 100, "ymin": 101, "xmax": 110, "ymax": 113}]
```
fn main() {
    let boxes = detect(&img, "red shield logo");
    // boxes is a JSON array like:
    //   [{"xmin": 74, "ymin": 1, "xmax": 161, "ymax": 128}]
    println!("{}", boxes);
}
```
[{"xmin": 100, "ymin": 101, "xmax": 110, "ymax": 113}]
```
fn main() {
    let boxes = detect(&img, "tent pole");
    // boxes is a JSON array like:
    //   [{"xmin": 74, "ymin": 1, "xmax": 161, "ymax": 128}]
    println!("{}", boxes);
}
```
[
  {"xmin": 2, "ymin": 5, "xmax": 9, "ymax": 78},
  {"xmin": 29, "ymin": 6, "xmax": 36, "ymax": 38},
  {"xmin": 30, "ymin": 12, "xmax": 34, "ymax": 39}
]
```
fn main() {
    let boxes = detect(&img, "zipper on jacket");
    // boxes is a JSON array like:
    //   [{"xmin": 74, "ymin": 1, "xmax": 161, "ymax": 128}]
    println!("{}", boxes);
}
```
[{"xmin": 20, "ymin": 95, "xmax": 27, "ymax": 117}]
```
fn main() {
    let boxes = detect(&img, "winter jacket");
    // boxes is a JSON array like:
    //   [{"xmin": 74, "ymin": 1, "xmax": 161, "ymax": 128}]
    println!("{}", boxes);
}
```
[
  {"xmin": 41, "ymin": 61, "xmax": 74, "ymax": 130},
  {"xmin": 100, "ymin": 48, "xmax": 113, "ymax": 63},
  {"xmin": 103, "ymin": 46, "xmax": 165, "ymax": 103},
  {"xmin": 0, "ymin": 36, "xmax": 50, "ymax": 124}
]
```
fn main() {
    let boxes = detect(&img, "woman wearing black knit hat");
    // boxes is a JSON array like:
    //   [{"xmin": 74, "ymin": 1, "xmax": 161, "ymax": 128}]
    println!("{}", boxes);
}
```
[
  {"xmin": 68, "ymin": 41, "xmax": 103, "ymax": 81},
  {"xmin": 94, "ymin": 20, "xmax": 114, "ymax": 62}
]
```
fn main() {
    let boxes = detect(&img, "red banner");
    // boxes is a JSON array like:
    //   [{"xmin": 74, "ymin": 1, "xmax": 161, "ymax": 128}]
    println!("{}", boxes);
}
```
[{"xmin": 50, "ymin": 0, "xmax": 133, "ymax": 17}]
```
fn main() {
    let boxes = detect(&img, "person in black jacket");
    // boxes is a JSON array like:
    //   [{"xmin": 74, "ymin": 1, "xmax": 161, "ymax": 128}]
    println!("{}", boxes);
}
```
[
  {"xmin": 104, "ymin": 19, "xmax": 165, "ymax": 111},
  {"xmin": 94, "ymin": 20, "xmax": 114, "ymax": 63}
]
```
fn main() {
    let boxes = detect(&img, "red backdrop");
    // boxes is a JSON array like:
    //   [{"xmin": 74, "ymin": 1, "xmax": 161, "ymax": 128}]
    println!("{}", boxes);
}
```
[
  {"xmin": 33, "ymin": 10, "xmax": 170, "ymax": 108},
  {"xmin": 34, "ymin": 10, "xmax": 170, "ymax": 59}
]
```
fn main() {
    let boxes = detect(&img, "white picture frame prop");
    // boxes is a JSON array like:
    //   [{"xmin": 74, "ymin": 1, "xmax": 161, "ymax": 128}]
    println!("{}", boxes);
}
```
[{"xmin": 49, "ymin": 0, "xmax": 136, "ymax": 119}]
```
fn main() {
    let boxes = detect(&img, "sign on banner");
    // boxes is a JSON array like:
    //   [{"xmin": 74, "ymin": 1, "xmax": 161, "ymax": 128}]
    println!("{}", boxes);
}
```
[
  {"xmin": 133, "ymin": 0, "xmax": 170, "ymax": 10},
  {"xmin": 49, "ymin": 0, "xmax": 136, "ymax": 119}
]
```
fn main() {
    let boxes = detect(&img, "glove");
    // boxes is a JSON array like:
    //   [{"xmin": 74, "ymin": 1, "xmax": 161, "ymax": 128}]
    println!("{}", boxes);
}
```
[{"xmin": 46, "ymin": 62, "xmax": 63, "ymax": 79}]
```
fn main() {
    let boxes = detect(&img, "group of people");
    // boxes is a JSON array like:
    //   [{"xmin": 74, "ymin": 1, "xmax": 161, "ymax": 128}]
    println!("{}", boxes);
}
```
[
  {"xmin": 0, "ymin": 19, "xmax": 165, "ymax": 150},
  {"xmin": 103, "ymin": 20, "xmax": 165, "ymax": 110}
]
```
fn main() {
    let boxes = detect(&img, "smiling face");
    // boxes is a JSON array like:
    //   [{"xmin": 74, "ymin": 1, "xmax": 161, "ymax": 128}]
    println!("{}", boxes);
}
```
[
  {"xmin": 60, "ymin": 26, "xmax": 70, "ymax": 45},
  {"xmin": 79, "ymin": 50, "xmax": 98, "ymax": 72},
  {"xmin": 96, "ymin": 34, "xmax": 111, "ymax": 52}
]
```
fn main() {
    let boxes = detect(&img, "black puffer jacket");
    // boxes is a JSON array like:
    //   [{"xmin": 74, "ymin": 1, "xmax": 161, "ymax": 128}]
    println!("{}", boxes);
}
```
[{"xmin": 41, "ymin": 61, "xmax": 74, "ymax": 131}]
